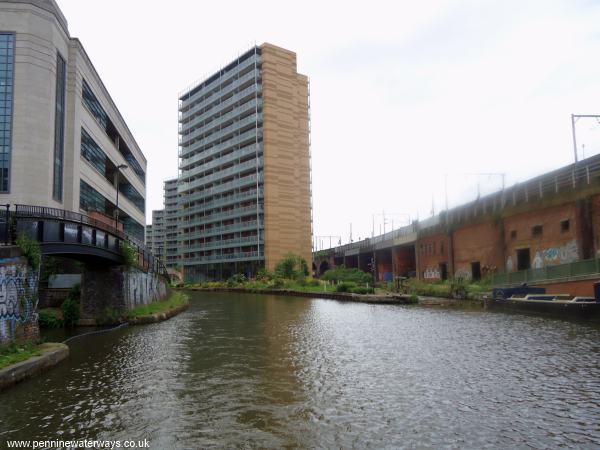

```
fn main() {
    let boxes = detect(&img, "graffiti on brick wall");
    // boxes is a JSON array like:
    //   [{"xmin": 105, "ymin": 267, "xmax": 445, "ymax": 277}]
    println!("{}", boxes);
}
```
[
  {"xmin": 0, "ymin": 258, "xmax": 39, "ymax": 343},
  {"xmin": 124, "ymin": 269, "xmax": 168, "ymax": 308},
  {"xmin": 423, "ymin": 267, "xmax": 441, "ymax": 279},
  {"xmin": 506, "ymin": 256, "xmax": 514, "ymax": 272},
  {"xmin": 454, "ymin": 268, "xmax": 472, "ymax": 281},
  {"xmin": 533, "ymin": 240, "xmax": 579, "ymax": 269}
]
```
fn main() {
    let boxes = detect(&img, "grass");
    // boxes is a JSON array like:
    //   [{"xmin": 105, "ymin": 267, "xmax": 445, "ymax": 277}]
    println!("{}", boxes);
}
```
[
  {"xmin": 0, "ymin": 342, "xmax": 43, "ymax": 370},
  {"xmin": 126, "ymin": 291, "xmax": 189, "ymax": 318}
]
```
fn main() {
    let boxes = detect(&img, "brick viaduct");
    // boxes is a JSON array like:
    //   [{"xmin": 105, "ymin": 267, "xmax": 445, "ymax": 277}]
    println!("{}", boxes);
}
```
[{"xmin": 314, "ymin": 154, "xmax": 600, "ymax": 296}]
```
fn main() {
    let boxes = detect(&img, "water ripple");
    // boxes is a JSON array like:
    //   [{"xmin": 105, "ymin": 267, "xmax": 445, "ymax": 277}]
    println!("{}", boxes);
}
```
[{"xmin": 1, "ymin": 293, "xmax": 600, "ymax": 449}]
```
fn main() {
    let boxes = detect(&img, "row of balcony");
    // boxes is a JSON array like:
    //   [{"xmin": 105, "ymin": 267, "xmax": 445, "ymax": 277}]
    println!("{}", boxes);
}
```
[
  {"xmin": 181, "ymin": 251, "xmax": 263, "ymax": 266},
  {"xmin": 180, "ymin": 157, "xmax": 263, "ymax": 192},
  {"xmin": 180, "ymin": 236, "xmax": 263, "ymax": 252},
  {"xmin": 180, "ymin": 97, "xmax": 260, "ymax": 145},
  {"xmin": 180, "ymin": 173, "xmax": 263, "ymax": 201},
  {"xmin": 181, "ymin": 219, "xmax": 262, "ymax": 240},
  {"xmin": 177, "ymin": 188, "xmax": 263, "ymax": 217},
  {"xmin": 180, "ymin": 86, "xmax": 260, "ymax": 136},
  {"xmin": 180, "ymin": 68, "xmax": 260, "ymax": 118},
  {"xmin": 183, "ymin": 204, "xmax": 263, "ymax": 229},
  {"xmin": 180, "ymin": 143, "xmax": 261, "ymax": 177},
  {"xmin": 180, "ymin": 123, "xmax": 261, "ymax": 159},
  {"xmin": 180, "ymin": 132, "xmax": 261, "ymax": 171},
  {"xmin": 179, "ymin": 112, "xmax": 262, "ymax": 156}
]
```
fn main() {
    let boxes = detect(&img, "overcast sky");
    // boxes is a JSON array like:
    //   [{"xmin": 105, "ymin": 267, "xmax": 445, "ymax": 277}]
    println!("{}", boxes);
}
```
[{"xmin": 57, "ymin": 0, "xmax": 600, "ymax": 247}]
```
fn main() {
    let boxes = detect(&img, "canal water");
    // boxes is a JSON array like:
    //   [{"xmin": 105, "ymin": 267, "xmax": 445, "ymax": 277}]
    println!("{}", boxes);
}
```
[{"xmin": 2, "ymin": 292, "xmax": 600, "ymax": 449}]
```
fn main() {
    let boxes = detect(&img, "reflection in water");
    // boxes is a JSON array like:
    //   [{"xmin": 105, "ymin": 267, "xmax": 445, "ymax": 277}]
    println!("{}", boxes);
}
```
[{"xmin": 1, "ymin": 292, "xmax": 600, "ymax": 448}]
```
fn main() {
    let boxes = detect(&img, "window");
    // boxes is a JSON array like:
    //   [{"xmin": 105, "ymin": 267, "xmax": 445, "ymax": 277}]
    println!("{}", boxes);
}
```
[
  {"xmin": 120, "ymin": 183, "xmax": 145, "ymax": 213},
  {"xmin": 81, "ymin": 128, "xmax": 108, "ymax": 174},
  {"xmin": 532, "ymin": 225, "xmax": 543, "ymax": 237},
  {"xmin": 0, "ymin": 33, "xmax": 14, "ymax": 193},
  {"xmin": 80, "ymin": 179, "xmax": 109, "ymax": 214},
  {"xmin": 82, "ymin": 79, "xmax": 108, "ymax": 130},
  {"xmin": 53, "ymin": 53, "xmax": 66, "ymax": 201},
  {"xmin": 440, "ymin": 242, "xmax": 444, "ymax": 255},
  {"xmin": 560, "ymin": 219, "xmax": 570, "ymax": 233},
  {"xmin": 82, "ymin": 79, "xmax": 146, "ymax": 185},
  {"xmin": 510, "ymin": 230, "xmax": 517, "ymax": 239}
]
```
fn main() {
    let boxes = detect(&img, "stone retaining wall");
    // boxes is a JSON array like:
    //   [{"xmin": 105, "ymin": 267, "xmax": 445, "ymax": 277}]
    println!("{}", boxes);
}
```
[
  {"xmin": 81, "ymin": 266, "xmax": 169, "ymax": 321},
  {"xmin": 0, "ymin": 247, "xmax": 40, "ymax": 345}
]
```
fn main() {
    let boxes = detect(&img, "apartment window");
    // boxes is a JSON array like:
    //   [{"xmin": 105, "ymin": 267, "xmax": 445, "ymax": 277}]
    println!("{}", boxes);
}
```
[
  {"xmin": 0, "ymin": 33, "xmax": 14, "ymax": 193},
  {"xmin": 53, "ymin": 53, "xmax": 66, "ymax": 201},
  {"xmin": 560, "ymin": 219, "xmax": 570, "ymax": 233},
  {"xmin": 532, "ymin": 225, "xmax": 543, "ymax": 237},
  {"xmin": 510, "ymin": 230, "xmax": 517, "ymax": 239},
  {"xmin": 440, "ymin": 242, "xmax": 444, "ymax": 255}
]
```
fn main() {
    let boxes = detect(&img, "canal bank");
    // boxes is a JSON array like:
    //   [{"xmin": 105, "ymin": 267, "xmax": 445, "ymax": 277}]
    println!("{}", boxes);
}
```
[
  {"xmin": 0, "ymin": 342, "xmax": 68, "ymax": 392},
  {"xmin": 0, "ymin": 292, "xmax": 190, "ymax": 392},
  {"xmin": 182, "ymin": 286, "xmax": 416, "ymax": 304}
]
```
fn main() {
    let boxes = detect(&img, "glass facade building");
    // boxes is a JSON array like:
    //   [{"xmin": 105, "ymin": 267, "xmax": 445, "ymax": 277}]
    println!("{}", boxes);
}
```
[{"xmin": 0, "ymin": 33, "xmax": 14, "ymax": 193}]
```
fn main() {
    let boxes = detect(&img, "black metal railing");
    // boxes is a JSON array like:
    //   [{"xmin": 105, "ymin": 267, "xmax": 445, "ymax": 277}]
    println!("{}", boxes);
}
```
[{"xmin": 3, "ymin": 204, "xmax": 167, "ymax": 276}]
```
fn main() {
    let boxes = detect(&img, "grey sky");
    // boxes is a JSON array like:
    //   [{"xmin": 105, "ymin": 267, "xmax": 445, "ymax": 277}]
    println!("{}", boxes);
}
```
[{"xmin": 56, "ymin": 0, "xmax": 600, "ymax": 246}]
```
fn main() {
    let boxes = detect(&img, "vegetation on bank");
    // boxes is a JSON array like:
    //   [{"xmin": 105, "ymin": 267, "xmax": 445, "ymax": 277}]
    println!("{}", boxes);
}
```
[
  {"xmin": 0, "ymin": 341, "xmax": 43, "ymax": 370},
  {"xmin": 38, "ymin": 284, "xmax": 81, "ymax": 328},
  {"xmin": 179, "ymin": 257, "xmax": 376, "ymax": 295},
  {"xmin": 125, "ymin": 291, "xmax": 189, "ymax": 319},
  {"xmin": 402, "ymin": 278, "xmax": 492, "ymax": 300},
  {"xmin": 176, "ymin": 252, "xmax": 491, "ymax": 300},
  {"xmin": 16, "ymin": 233, "xmax": 41, "ymax": 272}
]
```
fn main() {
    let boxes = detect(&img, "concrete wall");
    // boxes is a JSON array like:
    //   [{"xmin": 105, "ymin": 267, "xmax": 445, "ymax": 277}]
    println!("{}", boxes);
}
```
[{"xmin": 0, "ymin": 249, "xmax": 40, "ymax": 345}]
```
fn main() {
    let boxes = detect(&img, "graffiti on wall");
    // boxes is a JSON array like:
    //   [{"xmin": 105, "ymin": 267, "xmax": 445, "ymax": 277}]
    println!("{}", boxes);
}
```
[
  {"xmin": 454, "ymin": 268, "xmax": 472, "ymax": 281},
  {"xmin": 0, "ymin": 257, "xmax": 39, "ymax": 343},
  {"xmin": 533, "ymin": 240, "xmax": 579, "ymax": 269},
  {"xmin": 506, "ymin": 256, "xmax": 514, "ymax": 272},
  {"xmin": 124, "ymin": 269, "xmax": 168, "ymax": 308},
  {"xmin": 423, "ymin": 267, "xmax": 441, "ymax": 279}
]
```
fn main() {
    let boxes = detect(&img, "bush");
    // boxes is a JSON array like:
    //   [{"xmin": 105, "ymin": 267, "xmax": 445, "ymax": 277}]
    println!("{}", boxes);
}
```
[
  {"xmin": 61, "ymin": 283, "xmax": 81, "ymax": 327},
  {"xmin": 408, "ymin": 294, "xmax": 419, "ymax": 304},
  {"xmin": 321, "ymin": 266, "xmax": 372, "ymax": 285},
  {"xmin": 335, "ymin": 282, "xmax": 357, "ymax": 293},
  {"xmin": 268, "ymin": 278, "xmax": 285, "ymax": 289},
  {"xmin": 16, "ymin": 233, "xmax": 41, "ymax": 272},
  {"xmin": 38, "ymin": 309, "xmax": 63, "ymax": 328},
  {"xmin": 307, "ymin": 278, "xmax": 320, "ymax": 287},
  {"xmin": 274, "ymin": 253, "xmax": 309, "ymax": 280},
  {"xmin": 256, "ymin": 269, "xmax": 270, "ymax": 281},
  {"xmin": 121, "ymin": 241, "xmax": 139, "ymax": 267},
  {"xmin": 61, "ymin": 297, "xmax": 79, "ymax": 327},
  {"xmin": 227, "ymin": 273, "xmax": 247, "ymax": 287}
]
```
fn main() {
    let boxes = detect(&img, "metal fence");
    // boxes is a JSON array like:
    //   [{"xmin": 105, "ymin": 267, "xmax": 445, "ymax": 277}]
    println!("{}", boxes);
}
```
[
  {"xmin": 492, "ymin": 258, "xmax": 600, "ymax": 286},
  {"xmin": 3, "ymin": 204, "xmax": 167, "ymax": 277}
]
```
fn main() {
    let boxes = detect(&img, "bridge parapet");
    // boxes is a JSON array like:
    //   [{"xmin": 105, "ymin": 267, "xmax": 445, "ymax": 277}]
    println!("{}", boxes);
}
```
[{"xmin": 0, "ymin": 205, "xmax": 167, "ymax": 277}]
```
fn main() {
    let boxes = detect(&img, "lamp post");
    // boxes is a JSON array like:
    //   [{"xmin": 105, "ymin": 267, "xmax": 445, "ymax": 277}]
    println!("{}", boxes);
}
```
[{"xmin": 115, "ymin": 164, "xmax": 128, "ymax": 230}]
